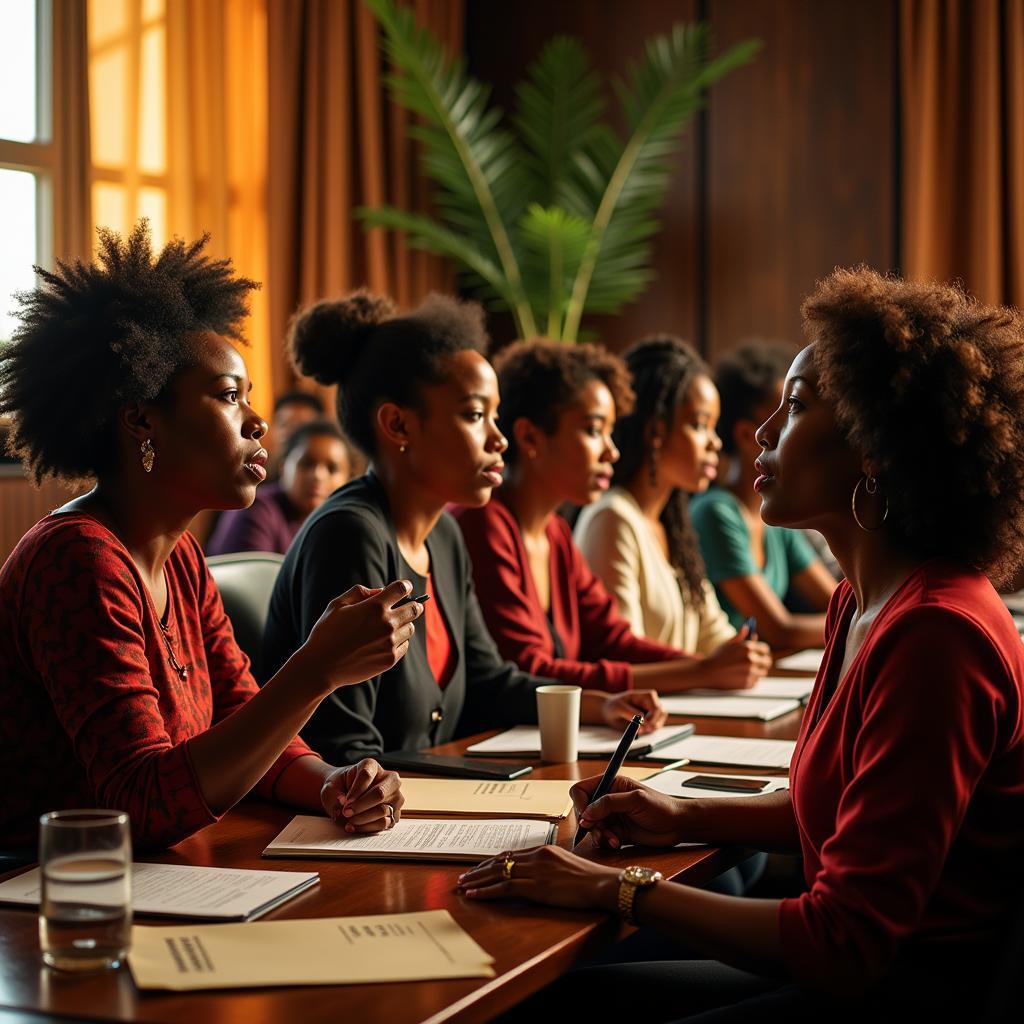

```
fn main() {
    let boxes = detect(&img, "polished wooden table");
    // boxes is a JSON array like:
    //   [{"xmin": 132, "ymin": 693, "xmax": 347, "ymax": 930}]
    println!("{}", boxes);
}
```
[{"xmin": 0, "ymin": 712, "xmax": 802, "ymax": 1024}]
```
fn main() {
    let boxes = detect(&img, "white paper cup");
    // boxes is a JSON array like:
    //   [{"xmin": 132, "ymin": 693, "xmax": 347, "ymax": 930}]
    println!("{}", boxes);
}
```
[{"xmin": 536, "ymin": 685, "xmax": 581, "ymax": 763}]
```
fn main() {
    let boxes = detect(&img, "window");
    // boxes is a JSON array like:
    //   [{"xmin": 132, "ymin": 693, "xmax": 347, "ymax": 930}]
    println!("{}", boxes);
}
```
[{"xmin": 0, "ymin": 0, "xmax": 52, "ymax": 340}]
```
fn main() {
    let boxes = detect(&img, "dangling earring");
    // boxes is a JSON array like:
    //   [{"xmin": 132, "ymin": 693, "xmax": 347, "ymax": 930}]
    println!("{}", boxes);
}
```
[
  {"xmin": 648, "ymin": 438, "xmax": 661, "ymax": 487},
  {"xmin": 140, "ymin": 438, "xmax": 155, "ymax": 474},
  {"xmin": 852, "ymin": 475, "xmax": 888, "ymax": 532}
]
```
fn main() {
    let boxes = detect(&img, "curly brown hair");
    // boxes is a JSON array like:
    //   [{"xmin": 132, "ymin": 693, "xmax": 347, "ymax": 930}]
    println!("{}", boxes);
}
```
[
  {"xmin": 0, "ymin": 221, "xmax": 257, "ymax": 484},
  {"xmin": 492, "ymin": 339, "xmax": 635, "ymax": 465},
  {"xmin": 804, "ymin": 266, "xmax": 1024, "ymax": 587}
]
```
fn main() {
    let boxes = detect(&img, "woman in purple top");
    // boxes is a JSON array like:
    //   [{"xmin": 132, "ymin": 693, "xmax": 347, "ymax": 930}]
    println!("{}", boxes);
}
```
[{"xmin": 207, "ymin": 419, "xmax": 352, "ymax": 555}]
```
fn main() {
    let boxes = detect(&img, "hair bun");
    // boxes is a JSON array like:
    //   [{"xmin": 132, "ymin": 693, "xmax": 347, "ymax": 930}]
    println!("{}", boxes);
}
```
[{"xmin": 288, "ymin": 289, "xmax": 396, "ymax": 385}]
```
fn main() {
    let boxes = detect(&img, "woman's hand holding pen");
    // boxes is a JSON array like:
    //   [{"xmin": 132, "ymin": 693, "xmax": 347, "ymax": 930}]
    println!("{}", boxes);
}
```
[
  {"xmin": 582, "ymin": 689, "xmax": 668, "ymax": 733},
  {"xmin": 570, "ymin": 775, "xmax": 686, "ymax": 850},
  {"xmin": 701, "ymin": 624, "xmax": 772, "ymax": 690},
  {"xmin": 300, "ymin": 579, "xmax": 424, "ymax": 693}
]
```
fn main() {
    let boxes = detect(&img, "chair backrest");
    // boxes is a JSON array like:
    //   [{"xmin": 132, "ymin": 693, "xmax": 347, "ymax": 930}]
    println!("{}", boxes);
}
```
[
  {"xmin": 206, "ymin": 552, "xmax": 285, "ymax": 685},
  {"xmin": 985, "ymin": 881, "xmax": 1024, "ymax": 1023}
]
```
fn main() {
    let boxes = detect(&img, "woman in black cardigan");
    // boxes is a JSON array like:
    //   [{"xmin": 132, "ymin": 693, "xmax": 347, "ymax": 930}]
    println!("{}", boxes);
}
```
[{"xmin": 262, "ymin": 291, "xmax": 664, "ymax": 764}]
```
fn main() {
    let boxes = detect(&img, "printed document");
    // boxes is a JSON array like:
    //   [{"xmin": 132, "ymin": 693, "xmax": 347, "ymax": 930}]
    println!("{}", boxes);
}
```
[
  {"xmin": 774, "ymin": 649, "xmax": 825, "ymax": 673},
  {"xmin": 0, "ymin": 862, "xmax": 318, "ymax": 921},
  {"xmin": 643, "ymin": 770, "xmax": 790, "ymax": 799},
  {"xmin": 685, "ymin": 676, "xmax": 814, "ymax": 702},
  {"xmin": 658, "ymin": 695, "xmax": 801, "ymax": 721},
  {"xmin": 128, "ymin": 909, "xmax": 494, "ymax": 990},
  {"xmin": 466, "ymin": 723, "xmax": 694, "ymax": 758},
  {"xmin": 399, "ymin": 778, "xmax": 573, "ymax": 820},
  {"xmin": 645, "ymin": 734, "xmax": 796, "ymax": 770},
  {"xmin": 263, "ymin": 815, "xmax": 555, "ymax": 862}
]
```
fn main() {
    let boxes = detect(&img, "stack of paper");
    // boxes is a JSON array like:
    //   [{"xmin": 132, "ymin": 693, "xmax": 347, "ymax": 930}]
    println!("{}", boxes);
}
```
[
  {"xmin": 643, "ymin": 770, "xmax": 790, "ymax": 799},
  {"xmin": 263, "ymin": 815, "xmax": 555, "ymax": 862},
  {"xmin": 684, "ymin": 676, "xmax": 815, "ymax": 702},
  {"xmin": 128, "ymin": 909, "xmax": 494, "ymax": 990},
  {"xmin": 465, "ymin": 723, "xmax": 695, "ymax": 759},
  {"xmin": 399, "ymin": 778, "xmax": 573, "ymax": 821},
  {"xmin": 659, "ymin": 695, "xmax": 801, "ymax": 721},
  {"xmin": 0, "ymin": 862, "xmax": 319, "ymax": 922},
  {"xmin": 644, "ymin": 734, "xmax": 796, "ymax": 770},
  {"xmin": 774, "ymin": 649, "xmax": 825, "ymax": 673}
]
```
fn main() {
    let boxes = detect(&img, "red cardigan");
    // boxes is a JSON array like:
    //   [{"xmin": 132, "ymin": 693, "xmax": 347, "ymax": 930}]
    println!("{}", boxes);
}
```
[
  {"xmin": 0, "ymin": 514, "xmax": 315, "ymax": 849},
  {"xmin": 454, "ymin": 498, "xmax": 683, "ymax": 692},
  {"xmin": 780, "ymin": 562, "xmax": 1024, "ymax": 994}
]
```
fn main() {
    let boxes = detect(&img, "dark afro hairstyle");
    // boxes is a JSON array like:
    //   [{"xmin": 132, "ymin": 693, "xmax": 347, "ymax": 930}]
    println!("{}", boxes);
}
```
[
  {"xmin": 714, "ymin": 341, "xmax": 798, "ymax": 455},
  {"xmin": 0, "ymin": 220, "xmax": 258, "ymax": 484},
  {"xmin": 804, "ymin": 266, "xmax": 1024, "ymax": 587},
  {"xmin": 612, "ymin": 335, "xmax": 712, "ymax": 604},
  {"xmin": 287, "ymin": 289, "xmax": 488, "ymax": 458},
  {"xmin": 491, "ymin": 339, "xmax": 635, "ymax": 465}
]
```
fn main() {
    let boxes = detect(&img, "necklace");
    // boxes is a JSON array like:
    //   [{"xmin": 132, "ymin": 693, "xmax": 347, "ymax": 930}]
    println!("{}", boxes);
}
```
[{"xmin": 159, "ymin": 619, "xmax": 189, "ymax": 682}]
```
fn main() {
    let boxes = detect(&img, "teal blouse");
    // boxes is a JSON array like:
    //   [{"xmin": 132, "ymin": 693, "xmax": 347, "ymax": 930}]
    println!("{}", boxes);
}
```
[{"xmin": 690, "ymin": 487, "xmax": 817, "ymax": 628}]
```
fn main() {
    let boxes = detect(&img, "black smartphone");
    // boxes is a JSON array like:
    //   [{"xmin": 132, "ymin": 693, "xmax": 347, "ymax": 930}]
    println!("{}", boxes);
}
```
[
  {"xmin": 680, "ymin": 775, "xmax": 770, "ymax": 793},
  {"xmin": 379, "ymin": 751, "xmax": 533, "ymax": 780}
]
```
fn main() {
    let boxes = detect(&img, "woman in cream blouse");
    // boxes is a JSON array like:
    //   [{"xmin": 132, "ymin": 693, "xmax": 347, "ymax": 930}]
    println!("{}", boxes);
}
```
[{"xmin": 576, "ymin": 336, "xmax": 735, "ymax": 654}]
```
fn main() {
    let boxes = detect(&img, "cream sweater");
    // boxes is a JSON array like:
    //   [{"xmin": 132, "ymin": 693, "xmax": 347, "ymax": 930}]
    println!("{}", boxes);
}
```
[{"xmin": 574, "ymin": 487, "xmax": 734, "ymax": 654}]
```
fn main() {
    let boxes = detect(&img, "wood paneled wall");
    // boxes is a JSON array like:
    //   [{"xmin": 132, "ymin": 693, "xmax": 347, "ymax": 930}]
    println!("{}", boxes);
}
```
[{"xmin": 467, "ymin": 0, "xmax": 897, "ymax": 359}]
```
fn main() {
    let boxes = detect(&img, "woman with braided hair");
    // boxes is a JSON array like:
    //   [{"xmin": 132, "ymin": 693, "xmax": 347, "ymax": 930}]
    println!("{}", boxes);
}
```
[{"xmin": 0, "ymin": 224, "xmax": 415, "ymax": 851}]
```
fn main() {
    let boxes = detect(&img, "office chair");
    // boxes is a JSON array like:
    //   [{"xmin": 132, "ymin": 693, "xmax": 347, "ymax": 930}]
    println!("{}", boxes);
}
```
[{"xmin": 206, "ymin": 551, "xmax": 285, "ymax": 685}]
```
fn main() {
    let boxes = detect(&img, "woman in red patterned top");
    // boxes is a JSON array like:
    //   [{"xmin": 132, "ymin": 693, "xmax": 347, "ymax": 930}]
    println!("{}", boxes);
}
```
[
  {"xmin": 0, "ymin": 223, "xmax": 420, "ymax": 850},
  {"xmin": 458, "ymin": 269, "xmax": 1024, "ymax": 1018}
]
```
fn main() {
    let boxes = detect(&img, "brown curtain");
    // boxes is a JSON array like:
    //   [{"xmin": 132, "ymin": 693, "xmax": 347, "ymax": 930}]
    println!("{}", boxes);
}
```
[
  {"xmin": 266, "ymin": 0, "xmax": 461, "ymax": 397},
  {"xmin": 165, "ymin": 0, "xmax": 273, "ymax": 409},
  {"xmin": 900, "ymin": 0, "xmax": 1024, "ymax": 306}
]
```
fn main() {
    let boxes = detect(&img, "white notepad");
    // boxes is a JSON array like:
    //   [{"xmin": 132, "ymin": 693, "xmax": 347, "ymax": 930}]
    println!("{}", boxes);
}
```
[
  {"xmin": 774, "ymin": 648, "xmax": 825, "ymax": 673},
  {"xmin": 659, "ymin": 695, "xmax": 801, "ymax": 721},
  {"xmin": 465, "ymin": 723, "xmax": 694, "ymax": 759},
  {"xmin": 645, "ymin": 734, "xmax": 796, "ymax": 769},
  {"xmin": 0, "ymin": 862, "xmax": 319, "ymax": 922},
  {"xmin": 685, "ymin": 676, "xmax": 815, "ymax": 702},
  {"xmin": 644, "ymin": 770, "xmax": 790, "ymax": 799},
  {"xmin": 263, "ymin": 815, "xmax": 555, "ymax": 862}
]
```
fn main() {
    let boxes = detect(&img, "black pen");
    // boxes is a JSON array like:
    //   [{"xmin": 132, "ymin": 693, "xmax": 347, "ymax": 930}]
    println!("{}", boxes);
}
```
[
  {"xmin": 395, "ymin": 592, "xmax": 430, "ymax": 608},
  {"xmin": 572, "ymin": 713, "xmax": 643, "ymax": 848}
]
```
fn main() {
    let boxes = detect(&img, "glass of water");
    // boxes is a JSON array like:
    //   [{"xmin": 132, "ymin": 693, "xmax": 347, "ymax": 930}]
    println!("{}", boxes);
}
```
[{"xmin": 38, "ymin": 810, "xmax": 132, "ymax": 971}]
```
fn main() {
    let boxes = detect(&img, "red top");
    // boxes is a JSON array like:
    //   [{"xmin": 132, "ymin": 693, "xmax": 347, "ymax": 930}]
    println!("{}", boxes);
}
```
[
  {"xmin": 424, "ymin": 574, "xmax": 456, "ymax": 689},
  {"xmin": 780, "ymin": 562, "xmax": 1024, "ymax": 995},
  {"xmin": 454, "ymin": 497, "xmax": 683, "ymax": 692},
  {"xmin": 0, "ymin": 513, "xmax": 315, "ymax": 849}
]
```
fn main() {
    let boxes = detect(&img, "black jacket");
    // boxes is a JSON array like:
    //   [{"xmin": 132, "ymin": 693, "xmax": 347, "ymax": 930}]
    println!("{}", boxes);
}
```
[{"xmin": 262, "ymin": 473, "xmax": 543, "ymax": 763}]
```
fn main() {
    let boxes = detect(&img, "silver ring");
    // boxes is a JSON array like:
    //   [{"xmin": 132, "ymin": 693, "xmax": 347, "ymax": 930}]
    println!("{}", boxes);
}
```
[{"xmin": 385, "ymin": 803, "xmax": 396, "ymax": 826}]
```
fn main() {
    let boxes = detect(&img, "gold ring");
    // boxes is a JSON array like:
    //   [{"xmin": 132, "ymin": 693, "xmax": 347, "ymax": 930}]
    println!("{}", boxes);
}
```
[{"xmin": 501, "ymin": 854, "xmax": 516, "ymax": 881}]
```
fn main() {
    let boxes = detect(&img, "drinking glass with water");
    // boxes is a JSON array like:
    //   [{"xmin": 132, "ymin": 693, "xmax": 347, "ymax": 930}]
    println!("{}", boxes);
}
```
[{"xmin": 38, "ymin": 810, "xmax": 132, "ymax": 971}]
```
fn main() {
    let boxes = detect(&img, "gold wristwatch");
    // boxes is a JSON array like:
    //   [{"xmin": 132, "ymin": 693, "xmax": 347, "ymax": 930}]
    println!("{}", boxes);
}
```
[{"xmin": 617, "ymin": 865, "xmax": 662, "ymax": 925}]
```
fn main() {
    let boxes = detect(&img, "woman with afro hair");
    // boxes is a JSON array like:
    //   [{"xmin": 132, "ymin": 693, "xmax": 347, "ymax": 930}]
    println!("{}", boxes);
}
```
[
  {"xmin": 457, "ymin": 268, "xmax": 1024, "ymax": 1020},
  {"xmin": 261, "ymin": 291, "xmax": 665, "ymax": 765},
  {"xmin": 454, "ymin": 338, "xmax": 770, "ymax": 692},
  {"xmin": 0, "ymin": 224, "xmax": 416, "ymax": 852}
]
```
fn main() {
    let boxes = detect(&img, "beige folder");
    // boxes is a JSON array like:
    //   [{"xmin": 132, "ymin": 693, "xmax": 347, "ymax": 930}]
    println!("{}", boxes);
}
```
[{"xmin": 398, "ymin": 778, "xmax": 574, "ymax": 820}]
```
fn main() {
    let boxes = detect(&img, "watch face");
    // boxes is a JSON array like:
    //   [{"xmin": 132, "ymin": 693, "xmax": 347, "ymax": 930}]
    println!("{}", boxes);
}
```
[{"xmin": 624, "ymin": 865, "xmax": 662, "ymax": 886}]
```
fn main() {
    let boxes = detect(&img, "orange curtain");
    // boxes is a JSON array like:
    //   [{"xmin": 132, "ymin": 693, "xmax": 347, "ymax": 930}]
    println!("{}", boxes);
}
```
[
  {"xmin": 900, "ymin": 0, "xmax": 1024, "ymax": 306},
  {"xmin": 266, "ymin": 0, "xmax": 461, "ymax": 396}
]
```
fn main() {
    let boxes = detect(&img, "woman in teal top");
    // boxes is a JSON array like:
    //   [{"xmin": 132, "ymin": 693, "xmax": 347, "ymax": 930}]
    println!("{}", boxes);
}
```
[{"xmin": 691, "ymin": 343, "xmax": 836, "ymax": 648}]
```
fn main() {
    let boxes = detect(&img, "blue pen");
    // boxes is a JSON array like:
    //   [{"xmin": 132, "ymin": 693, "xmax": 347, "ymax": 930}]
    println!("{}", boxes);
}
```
[
  {"xmin": 743, "ymin": 616, "xmax": 758, "ymax": 638},
  {"xmin": 573, "ymin": 714, "xmax": 643, "ymax": 848}
]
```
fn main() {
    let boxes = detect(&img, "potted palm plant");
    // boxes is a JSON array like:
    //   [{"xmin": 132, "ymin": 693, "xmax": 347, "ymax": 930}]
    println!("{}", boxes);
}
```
[{"xmin": 361, "ymin": 0, "xmax": 759, "ymax": 341}]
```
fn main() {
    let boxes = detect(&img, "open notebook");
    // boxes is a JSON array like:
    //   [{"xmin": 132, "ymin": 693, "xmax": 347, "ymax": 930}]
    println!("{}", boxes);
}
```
[{"xmin": 466, "ymin": 723, "xmax": 695, "ymax": 759}]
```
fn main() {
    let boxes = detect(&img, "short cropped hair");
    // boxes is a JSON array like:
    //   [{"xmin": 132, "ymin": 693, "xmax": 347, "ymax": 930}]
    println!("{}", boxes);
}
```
[
  {"xmin": 0, "ymin": 222, "xmax": 257, "ymax": 484},
  {"xmin": 287, "ymin": 290, "xmax": 488, "ymax": 458},
  {"xmin": 714, "ymin": 341, "xmax": 798, "ymax": 455},
  {"xmin": 804, "ymin": 266, "xmax": 1024, "ymax": 586},
  {"xmin": 274, "ymin": 389, "xmax": 325, "ymax": 417},
  {"xmin": 492, "ymin": 339, "xmax": 635, "ymax": 465}
]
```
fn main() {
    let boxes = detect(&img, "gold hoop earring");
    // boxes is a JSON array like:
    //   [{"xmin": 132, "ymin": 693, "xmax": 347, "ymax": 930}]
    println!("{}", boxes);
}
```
[
  {"xmin": 852, "ymin": 475, "xmax": 888, "ymax": 532},
  {"xmin": 140, "ymin": 438, "xmax": 155, "ymax": 473}
]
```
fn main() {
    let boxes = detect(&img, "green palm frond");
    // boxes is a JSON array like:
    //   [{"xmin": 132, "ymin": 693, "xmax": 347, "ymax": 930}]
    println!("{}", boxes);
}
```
[
  {"xmin": 361, "ymin": 0, "xmax": 536, "ymax": 336},
  {"xmin": 513, "ymin": 36, "xmax": 606, "ymax": 212},
  {"xmin": 517, "ymin": 204, "xmax": 592, "ymax": 338},
  {"xmin": 562, "ymin": 25, "xmax": 761, "ymax": 337}
]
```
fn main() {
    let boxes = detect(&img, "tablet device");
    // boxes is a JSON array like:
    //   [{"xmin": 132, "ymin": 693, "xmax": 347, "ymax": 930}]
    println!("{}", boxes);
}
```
[{"xmin": 379, "ymin": 751, "xmax": 534, "ymax": 780}]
